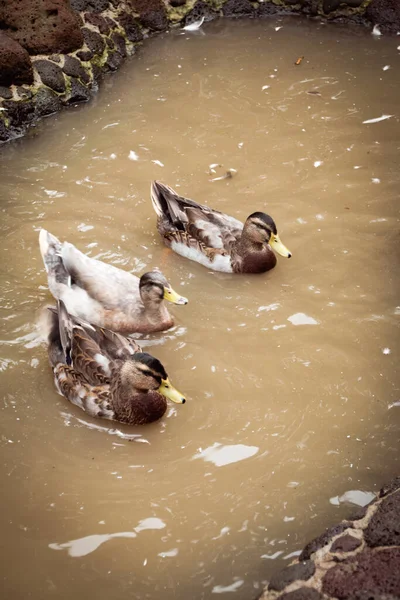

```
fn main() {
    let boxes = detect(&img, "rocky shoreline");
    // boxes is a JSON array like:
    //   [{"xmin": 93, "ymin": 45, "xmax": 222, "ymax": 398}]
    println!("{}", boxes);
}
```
[
  {"xmin": 259, "ymin": 477, "xmax": 400, "ymax": 600},
  {"xmin": 0, "ymin": 0, "xmax": 400, "ymax": 144}
]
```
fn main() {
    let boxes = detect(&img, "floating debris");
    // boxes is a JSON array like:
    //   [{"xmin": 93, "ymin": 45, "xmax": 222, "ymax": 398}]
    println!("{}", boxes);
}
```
[
  {"xmin": 295, "ymin": 56, "xmax": 304, "ymax": 66},
  {"xmin": 152, "ymin": 159, "xmax": 164, "ymax": 167},
  {"xmin": 372, "ymin": 24, "xmax": 382, "ymax": 36},
  {"xmin": 288, "ymin": 313, "xmax": 319, "ymax": 326},
  {"xmin": 362, "ymin": 114, "xmax": 393, "ymax": 124},
  {"xmin": 307, "ymin": 90, "xmax": 321, "ymax": 96},
  {"xmin": 128, "ymin": 150, "xmax": 139, "ymax": 160},
  {"xmin": 383, "ymin": 65, "xmax": 391, "ymax": 71},
  {"xmin": 314, "ymin": 160, "xmax": 323, "ymax": 168},
  {"xmin": 183, "ymin": 17, "xmax": 204, "ymax": 31},
  {"xmin": 262, "ymin": 84, "xmax": 270, "ymax": 91}
]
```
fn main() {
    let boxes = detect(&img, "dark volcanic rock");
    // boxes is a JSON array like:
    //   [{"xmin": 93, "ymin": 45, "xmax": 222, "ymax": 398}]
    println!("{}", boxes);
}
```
[
  {"xmin": 34, "ymin": 60, "xmax": 66, "ymax": 93},
  {"xmin": 364, "ymin": 490, "xmax": 400, "ymax": 547},
  {"xmin": 322, "ymin": 548, "xmax": 400, "ymax": 598},
  {"xmin": 169, "ymin": 0, "xmax": 187, "ymax": 6},
  {"xmin": 118, "ymin": 12, "xmax": 143, "ymax": 43},
  {"xmin": 184, "ymin": 0, "xmax": 219, "ymax": 25},
  {"xmin": 279, "ymin": 589, "xmax": 323, "ymax": 600},
  {"xmin": 67, "ymin": 78, "xmax": 91, "ymax": 104},
  {"xmin": 0, "ymin": 117, "xmax": 10, "ymax": 142},
  {"xmin": 16, "ymin": 87, "xmax": 33, "ymax": 100},
  {"xmin": 105, "ymin": 51, "xmax": 123, "ymax": 72},
  {"xmin": 268, "ymin": 561, "xmax": 316, "ymax": 592},
  {"xmin": 82, "ymin": 28, "xmax": 106, "ymax": 55},
  {"xmin": 76, "ymin": 50, "xmax": 94, "ymax": 62},
  {"xmin": 111, "ymin": 33, "xmax": 127, "ymax": 58},
  {"xmin": 84, "ymin": 12, "xmax": 111, "ymax": 35},
  {"xmin": 0, "ymin": 86, "xmax": 13, "ymax": 100},
  {"xmin": 323, "ymin": 0, "xmax": 363, "ymax": 11},
  {"xmin": 222, "ymin": 0, "xmax": 255, "ymax": 18},
  {"xmin": 63, "ymin": 55, "xmax": 90, "ymax": 84},
  {"xmin": 70, "ymin": 0, "xmax": 110, "ymax": 12},
  {"xmin": 0, "ymin": 0, "xmax": 83, "ymax": 55},
  {"xmin": 300, "ymin": 523, "xmax": 349, "ymax": 560},
  {"xmin": 35, "ymin": 87, "xmax": 62, "ymax": 118},
  {"xmin": 349, "ymin": 593, "xmax": 400, "ymax": 600},
  {"xmin": 257, "ymin": 2, "xmax": 281, "ymax": 17},
  {"xmin": 2, "ymin": 99, "xmax": 35, "ymax": 130},
  {"xmin": 0, "ymin": 33, "xmax": 33, "ymax": 87},
  {"xmin": 331, "ymin": 534, "xmax": 362, "ymax": 554},
  {"xmin": 128, "ymin": 0, "xmax": 168, "ymax": 31},
  {"xmin": 380, "ymin": 477, "xmax": 400, "ymax": 498},
  {"xmin": 366, "ymin": 0, "xmax": 400, "ymax": 33}
]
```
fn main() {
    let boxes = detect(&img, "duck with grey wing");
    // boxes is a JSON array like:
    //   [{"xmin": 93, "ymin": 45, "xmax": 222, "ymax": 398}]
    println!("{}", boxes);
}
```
[
  {"xmin": 39, "ymin": 229, "xmax": 188, "ymax": 334},
  {"xmin": 46, "ymin": 301, "xmax": 186, "ymax": 425},
  {"xmin": 150, "ymin": 180, "xmax": 291, "ymax": 274}
]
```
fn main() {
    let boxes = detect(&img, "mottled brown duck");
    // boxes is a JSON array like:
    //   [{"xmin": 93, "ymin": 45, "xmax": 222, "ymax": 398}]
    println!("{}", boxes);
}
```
[
  {"xmin": 150, "ymin": 180, "xmax": 291, "ymax": 274},
  {"xmin": 46, "ymin": 301, "xmax": 186, "ymax": 425}
]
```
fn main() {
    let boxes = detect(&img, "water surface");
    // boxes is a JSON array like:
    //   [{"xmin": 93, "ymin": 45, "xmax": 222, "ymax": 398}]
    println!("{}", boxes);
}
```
[{"xmin": 1, "ymin": 16, "xmax": 399, "ymax": 600}]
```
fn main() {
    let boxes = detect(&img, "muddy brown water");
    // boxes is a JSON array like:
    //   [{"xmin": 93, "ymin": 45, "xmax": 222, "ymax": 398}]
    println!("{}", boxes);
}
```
[{"xmin": 1, "ymin": 16, "xmax": 399, "ymax": 600}]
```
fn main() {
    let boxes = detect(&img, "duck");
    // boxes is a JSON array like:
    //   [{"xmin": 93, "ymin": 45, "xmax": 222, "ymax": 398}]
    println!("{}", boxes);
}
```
[
  {"xmin": 150, "ymin": 180, "xmax": 292, "ymax": 274},
  {"xmin": 39, "ymin": 229, "xmax": 188, "ymax": 334},
  {"xmin": 46, "ymin": 300, "xmax": 186, "ymax": 425}
]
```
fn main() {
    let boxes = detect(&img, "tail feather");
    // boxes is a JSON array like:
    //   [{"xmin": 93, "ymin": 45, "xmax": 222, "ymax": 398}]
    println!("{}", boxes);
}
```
[
  {"xmin": 150, "ymin": 181, "xmax": 189, "ymax": 230},
  {"xmin": 46, "ymin": 303, "xmax": 65, "ymax": 367},
  {"xmin": 39, "ymin": 229, "xmax": 71, "ymax": 295}
]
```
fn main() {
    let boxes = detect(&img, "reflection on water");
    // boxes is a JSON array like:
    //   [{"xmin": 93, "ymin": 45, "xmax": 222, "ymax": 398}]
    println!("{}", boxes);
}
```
[{"xmin": 0, "ymin": 15, "xmax": 399, "ymax": 600}]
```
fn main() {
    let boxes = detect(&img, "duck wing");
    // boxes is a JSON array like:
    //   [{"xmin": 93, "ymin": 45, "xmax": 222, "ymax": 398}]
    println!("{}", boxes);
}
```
[
  {"xmin": 60, "ymin": 242, "xmax": 141, "ymax": 310},
  {"xmin": 151, "ymin": 180, "xmax": 243, "ymax": 252}
]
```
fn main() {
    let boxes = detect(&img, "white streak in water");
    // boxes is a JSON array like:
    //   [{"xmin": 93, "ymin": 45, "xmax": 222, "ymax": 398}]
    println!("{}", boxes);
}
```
[{"xmin": 362, "ymin": 115, "xmax": 393, "ymax": 124}]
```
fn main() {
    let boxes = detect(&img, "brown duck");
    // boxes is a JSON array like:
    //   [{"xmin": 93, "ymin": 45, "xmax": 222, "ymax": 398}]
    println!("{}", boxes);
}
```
[
  {"xmin": 46, "ymin": 301, "xmax": 186, "ymax": 425},
  {"xmin": 150, "ymin": 180, "xmax": 292, "ymax": 274}
]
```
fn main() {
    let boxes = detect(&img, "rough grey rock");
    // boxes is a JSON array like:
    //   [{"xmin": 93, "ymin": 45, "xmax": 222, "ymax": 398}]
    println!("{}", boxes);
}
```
[
  {"xmin": 67, "ymin": 78, "xmax": 91, "ymax": 104},
  {"xmin": 111, "ymin": 33, "xmax": 127, "ymax": 58},
  {"xmin": 76, "ymin": 50, "xmax": 93, "ymax": 62},
  {"xmin": 105, "ymin": 51, "xmax": 124, "ymax": 72},
  {"xmin": 34, "ymin": 60, "xmax": 66, "ymax": 93},
  {"xmin": 117, "ymin": 12, "xmax": 143, "ymax": 43},
  {"xmin": 279, "ymin": 589, "xmax": 323, "ymax": 600},
  {"xmin": 35, "ymin": 87, "xmax": 62, "ymax": 118},
  {"xmin": 82, "ymin": 28, "xmax": 106, "ymax": 55},
  {"xmin": 2, "ymin": 99, "xmax": 35, "ymax": 131},
  {"xmin": 222, "ymin": 0, "xmax": 255, "ymax": 18},
  {"xmin": 366, "ymin": 0, "xmax": 400, "ymax": 34},
  {"xmin": 0, "ymin": 86, "xmax": 13, "ymax": 100},
  {"xmin": 268, "ymin": 561, "xmax": 316, "ymax": 592},
  {"xmin": 128, "ymin": 0, "xmax": 168, "ymax": 31},
  {"xmin": 63, "ymin": 55, "xmax": 90, "ymax": 84},
  {"xmin": 300, "ymin": 523, "xmax": 349, "ymax": 560},
  {"xmin": 184, "ymin": 0, "xmax": 219, "ymax": 25}
]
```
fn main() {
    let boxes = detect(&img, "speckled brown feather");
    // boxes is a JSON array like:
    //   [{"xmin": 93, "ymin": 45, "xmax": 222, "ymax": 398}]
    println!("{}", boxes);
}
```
[
  {"xmin": 151, "ymin": 181, "xmax": 279, "ymax": 274},
  {"xmin": 47, "ymin": 302, "xmax": 171, "ymax": 425}
]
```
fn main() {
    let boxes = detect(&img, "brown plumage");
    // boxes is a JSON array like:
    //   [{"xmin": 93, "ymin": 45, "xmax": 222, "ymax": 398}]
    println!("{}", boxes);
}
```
[
  {"xmin": 46, "ymin": 301, "xmax": 186, "ymax": 425},
  {"xmin": 150, "ymin": 181, "xmax": 292, "ymax": 274}
]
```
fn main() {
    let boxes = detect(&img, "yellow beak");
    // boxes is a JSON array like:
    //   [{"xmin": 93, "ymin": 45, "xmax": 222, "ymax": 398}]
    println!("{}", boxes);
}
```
[
  {"xmin": 158, "ymin": 378, "xmax": 186, "ymax": 404},
  {"xmin": 269, "ymin": 234, "xmax": 292, "ymax": 258},
  {"xmin": 163, "ymin": 286, "xmax": 188, "ymax": 305}
]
